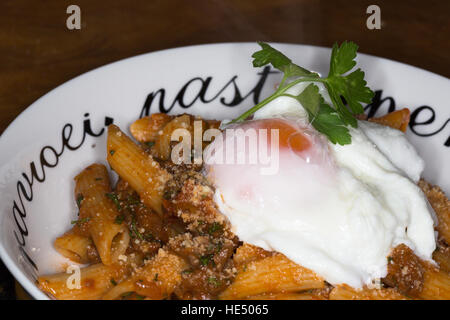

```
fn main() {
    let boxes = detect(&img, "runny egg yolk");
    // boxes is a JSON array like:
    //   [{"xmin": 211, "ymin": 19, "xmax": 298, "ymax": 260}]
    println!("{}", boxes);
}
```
[
  {"xmin": 203, "ymin": 117, "xmax": 335, "ymax": 208},
  {"xmin": 251, "ymin": 118, "xmax": 312, "ymax": 154}
]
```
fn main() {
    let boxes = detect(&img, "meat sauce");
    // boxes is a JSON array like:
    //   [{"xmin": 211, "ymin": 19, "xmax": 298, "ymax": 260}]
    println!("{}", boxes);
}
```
[
  {"xmin": 78, "ymin": 138, "xmax": 448, "ymax": 300},
  {"xmin": 106, "ymin": 162, "xmax": 239, "ymax": 299}
]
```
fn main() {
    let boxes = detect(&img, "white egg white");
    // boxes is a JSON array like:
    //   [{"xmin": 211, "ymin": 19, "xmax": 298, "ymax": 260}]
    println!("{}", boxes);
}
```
[{"xmin": 203, "ymin": 83, "xmax": 436, "ymax": 288}]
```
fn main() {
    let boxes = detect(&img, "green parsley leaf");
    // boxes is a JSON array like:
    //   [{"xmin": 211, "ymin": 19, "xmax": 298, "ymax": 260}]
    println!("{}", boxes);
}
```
[
  {"xmin": 252, "ymin": 42, "xmax": 317, "ymax": 78},
  {"xmin": 295, "ymin": 83, "xmax": 322, "ymax": 116},
  {"xmin": 326, "ymin": 42, "xmax": 374, "ymax": 127},
  {"xmin": 286, "ymin": 83, "xmax": 350, "ymax": 144},
  {"xmin": 311, "ymin": 103, "xmax": 351, "ymax": 145},
  {"xmin": 329, "ymin": 41, "xmax": 358, "ymax": 75},
  {"xmin": 232, "ymin": 41, "xmax": 374, "ymax": 145}
]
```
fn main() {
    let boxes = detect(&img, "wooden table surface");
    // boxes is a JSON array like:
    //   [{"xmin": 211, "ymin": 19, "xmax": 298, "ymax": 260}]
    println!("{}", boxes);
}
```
[
  {"xmin": 0, "ymin": 0, "xmax": 449, "ymax": 298},
  {"xmin": 1, "ymin": 0, "xmax": 449, "ymax": 135}
]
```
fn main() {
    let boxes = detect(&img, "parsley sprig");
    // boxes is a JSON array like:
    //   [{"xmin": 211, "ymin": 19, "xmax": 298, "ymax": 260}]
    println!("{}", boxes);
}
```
[{"xmin": 231, "ymin": 41, "xmax": 374, "ymax": 145}]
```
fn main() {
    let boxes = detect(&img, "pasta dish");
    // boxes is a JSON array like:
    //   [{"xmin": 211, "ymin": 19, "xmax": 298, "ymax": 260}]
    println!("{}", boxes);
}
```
[{"xmin": 37, "ymin": 42, "xmax": 450, "ymax": 300}]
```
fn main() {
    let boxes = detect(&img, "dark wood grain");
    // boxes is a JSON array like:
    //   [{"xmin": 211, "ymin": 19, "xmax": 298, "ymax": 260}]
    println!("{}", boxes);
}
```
[{"xmin": 0, "ymin": 0, "xmax": 449, "ymax": 135}]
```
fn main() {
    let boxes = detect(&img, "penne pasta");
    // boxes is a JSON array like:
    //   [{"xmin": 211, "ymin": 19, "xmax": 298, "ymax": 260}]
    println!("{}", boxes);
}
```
[
  {"xmin": 38, "ymin": 263, "xmax": 128, "ymax": 300},
  {"xmin": 244, "ymin": 290, "xmax": 328, "ymax": 300},
  {"xmin": 419, "ymin": 180, "xmax": 450, "ymax": 244},
  {"xmin": 220, "ymin": 253, "xmax": 324, "ymax": 300},
  {"xmin": 38, "ymin": 110, "xmax": 450, "ymax": 300},
  {"xmin": 74, "ymin": 164, "xmax": 130, "ymax": 265},
  {"xmin": 369, "ymin": 108, "xmax": 410, "ymax": 132},
  {"xmin": 433, "ymin": 246, "xmax": 450, "ymax": 274},
  {"xmin": 418, "ymin": 263, "xmax": 450, "ymax": 300},
  {"xmin": 232, "ymin": 243, "xmax": 274, "ymax": 267},
  {"xmin": 101, "ymin": 279, "xmax": 135, "ymax": 300},
  {"xmin": 153, "ymin": 114, "xmax": 192, "ymax": 160},
  {"xmin": 54, "ymin": 229, "xmax": 95, "ymax": 264},
  {"xmin": 107, "ymin": 124, "xmax": 171, "ymax": 215},
  {"xmin": 329, "ymin": 285, "xmax": 409, "ymax": 300},
  {"xmin": 130, "ymin": 113, "xmax": 173, "ymax": 143},
  {"xmin": 132, "ymin": 249, "xmax": 187, "ymax": 299},
  {"xmin": 149, "ymin": 114, "xmax": 220, "ymax": 161}
]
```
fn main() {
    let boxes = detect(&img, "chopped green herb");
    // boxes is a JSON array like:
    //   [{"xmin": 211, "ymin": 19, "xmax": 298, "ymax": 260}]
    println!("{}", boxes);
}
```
[
  {"xmin": 95, "ymin": 177, "xmax": 103, "ymax": 181},
  {"xmin": 153, "ymin": 273, "xmax": 158, "ymax": 282},
  {"xmin": 207, "ymin": 277, "xmax": 221, "ymax": 287},
  {"xmin": 162, "ymin": 190, "xmax": 172, "ymax": 200},
  {"xmin": 131, "ymin": 217, "xmax": 144, "ymax": 240},
  {"xmin": 182, "ymin": 269, "xmax": 193, "ymax": 275},
  {"xmin": 144, "ymin": 233, "xmax": 155, "ymax": 241},
  {"xmin": 114, "ymin": 215, "xmax": 125, "ymax": 225},
  {"xmin": 230, "ymin": 41, "xmax": 374, "ymax": 145},
  {"xmin": 127, "ymin": 195, "xmax": 141, "ymax": 206},
  {"xmin": 135, "ymin": 294, "xmax": 145, "ymax": 300},
  {"xmin": 110, "ymin": 278, "xmax": 117, "ymax": 286},
  {"xmin": 215, "ymin": 241, "xmax": 223, "ymax": 253},
  {"xmin": 105, "ymin": 192, "xmax": 121, "ymax": 211},
  {"xmin": 144, "ymin": 141, "xmax": 155, "ymax": 148},
  {"xmin": 76, "ymin": 194, "xmax": 84, "ymax": 209},
  {"xmin": 109, "ymin": 150, "xmax": 115, "ymax": 156},
  {"xmin": 208, "ymin": 222, "xmax": 222, "ymax": 235},
  {"xmin": 199, "ymin": 254, "xmax": 215, "ymax": 266},
  {"xmin": 71, "ymin": 217, "xmax": 90, "ymax": 225}
]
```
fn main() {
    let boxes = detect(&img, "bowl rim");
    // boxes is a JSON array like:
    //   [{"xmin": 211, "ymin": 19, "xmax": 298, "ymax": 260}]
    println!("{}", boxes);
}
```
[{"xmin": 0, "ymin": 41, "xmax": 448, "ymax": 300}]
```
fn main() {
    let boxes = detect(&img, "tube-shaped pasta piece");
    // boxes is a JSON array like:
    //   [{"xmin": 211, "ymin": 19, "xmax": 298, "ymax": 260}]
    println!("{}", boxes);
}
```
[
  {"xmin": 329, "ymin": 285, "xmax": 409, "ymax": 300},
  {"xmin": 219, "ymin": 253, "xmax": 324, "ymax": 300},
  {"xmin": 75, "ymin": 164, "xmax": 130, "ymax": 265},
  {"xmin": 38, "ymin": 263, "xmax": 128, "ymax": 300},
  {"xmin": 433, "ymin": 246, "xmax": 450, "ymax": 274},
  {"xmin": 419, "ymin": 180, "xmax": 450, "ymax": 244},
  {"xmin": 232, "ymin": 243, "xmax": 273, "ymax": 267},
  {"xmin": 54, "ymin": 230, "xmax": 95, "ymax": 264},
  {"xmin": 130, "ymin": 113, "xmax": 173, "ymax": 143},
  {"xmin": 102, "ymin": 249, "xmax": 187, "ymax": 300},
  {"xmin": 369, "ymin": 108, "xmax": 410, "ymax": 132},
  {"xmin": 101, "ymin": 279, "xmax": 135, "ymax": 300},
  {"xmin": 107, "ymin": 125, "xmax": 171, "ymax": 214},
  {"xmin": 244, "ymin": 291, "xmax": 328, "ymax": 300},
  {"xmin": 418, "ymin": 263, "xmax": 450, "ymax": 300},
  {"xmin": 153, "ymin": 114, "xmax": 191, "ymax": 160}
]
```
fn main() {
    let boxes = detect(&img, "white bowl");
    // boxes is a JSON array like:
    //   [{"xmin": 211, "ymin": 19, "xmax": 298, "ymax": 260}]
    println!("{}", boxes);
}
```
[{"xmin": 0, "ymin": 43, "xmax": 449, "ymax": 299}]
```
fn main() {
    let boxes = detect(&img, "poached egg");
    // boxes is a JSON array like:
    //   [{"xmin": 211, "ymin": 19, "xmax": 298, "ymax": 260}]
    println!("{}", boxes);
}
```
[{"xmin": 203, "ymin": 82, "xmax": 436, "ymax": 288}]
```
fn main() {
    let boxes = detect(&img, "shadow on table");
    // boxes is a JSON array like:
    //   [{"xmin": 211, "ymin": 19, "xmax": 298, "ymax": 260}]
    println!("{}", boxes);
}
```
[{"xmin": 0, "ymin": 259, "xmax": 15, "ymax": 300}]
